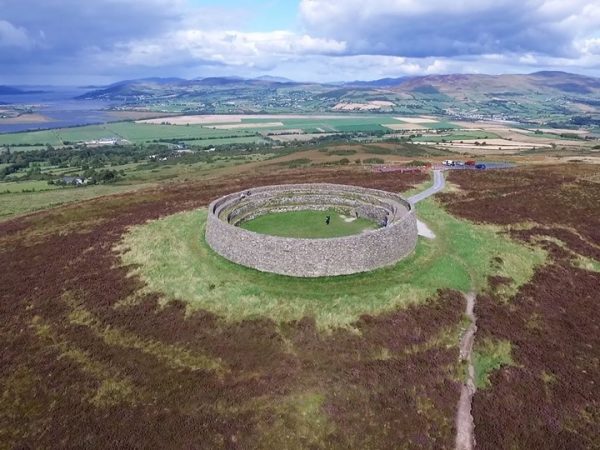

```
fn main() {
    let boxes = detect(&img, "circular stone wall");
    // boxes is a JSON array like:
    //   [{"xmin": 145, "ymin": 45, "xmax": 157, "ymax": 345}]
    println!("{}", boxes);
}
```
[{"xmin": 205, "ymin": 183, "xmax": 418, "ymax": 277}]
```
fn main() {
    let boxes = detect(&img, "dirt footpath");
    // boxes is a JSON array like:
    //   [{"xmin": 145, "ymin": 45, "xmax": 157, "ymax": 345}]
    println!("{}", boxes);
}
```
[{"xmin": 456, "ymin": 292, "xmax": 477, "ymax": 450}]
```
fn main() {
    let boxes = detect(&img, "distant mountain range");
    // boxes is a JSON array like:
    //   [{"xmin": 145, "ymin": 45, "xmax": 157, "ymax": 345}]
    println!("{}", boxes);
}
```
[
  {"xmin": 4, "ymin": 71, "xmax": 593, "ymax": 122},
  {"xmin": 75, "ymin": 75, "xmax": 307, "ymax": 100},
  {"xmin": 75, "ymin": 71, "xmax": 600, "ymax": 99},
  {"xmin": 340, "ymin": 71, "xmax": 600, "ymax": 94},
  {"xmin": 395, "ymin": 71, "xmax": 600, "ymax": 95}
]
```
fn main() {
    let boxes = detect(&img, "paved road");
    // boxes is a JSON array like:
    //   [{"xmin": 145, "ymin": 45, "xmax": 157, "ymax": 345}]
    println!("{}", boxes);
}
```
[{"xmin": 408, "ymin": 169, "xmax": 445, "ymax": 204}]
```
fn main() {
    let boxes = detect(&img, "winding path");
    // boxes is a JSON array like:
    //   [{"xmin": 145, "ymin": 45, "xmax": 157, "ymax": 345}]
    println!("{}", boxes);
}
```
[
  {"xmin": 408, "ymin": 173, "xmax": 478, "ymax": 449},
  {"xmin": 408, "ymin": 169, "xmax": 445, "ymax": 204}
]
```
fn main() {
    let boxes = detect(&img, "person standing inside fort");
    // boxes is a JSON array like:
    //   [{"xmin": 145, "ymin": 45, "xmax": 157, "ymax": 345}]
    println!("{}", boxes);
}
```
[{"xmin": 325, "ymin": 215, "xmax": 331, "ymax": 225}]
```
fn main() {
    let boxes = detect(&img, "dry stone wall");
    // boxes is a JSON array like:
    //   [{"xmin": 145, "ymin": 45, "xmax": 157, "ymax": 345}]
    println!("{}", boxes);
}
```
[{"xmin": 205, "ymin": 183, "xmax": 418, "ymax": 277}]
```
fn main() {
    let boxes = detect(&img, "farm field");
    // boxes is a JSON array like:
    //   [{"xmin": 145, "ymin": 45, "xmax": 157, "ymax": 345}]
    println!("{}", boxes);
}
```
[
  {"xmin": 0, "ymin": 122, "xmax": 260, "ymax": 146},
  {"xmin": 138, "ymin": 114, "xmax": 365, "ymax": 125},
  {"xmin": 412, "ymin": 130, "xmax": 503, "ymax": 142},
  {"xmin": 415, "ymin": 139, "xmax": 553, "ymax": 154},
  {"xmin": 0, "ymin": 154, "xmax": 272, "ymax": 220},
  {"xmin": 1, "ymin": 132, "xmax": 597, "ymax": 223},
  {"xmin": 1, "ymin": 114, "xmax": 595, "ymax": 162},
  {"xmin": 0, "ymin": 183, "xmax": 155, "ymax": 219},
  {"xmin": 180, "ymin": 136, "xmax": 269, "ymax": 146},
  {"xmin": 0, "ymin": 179, "xmax": 63, "ymax": 193},
  {"xmin": 0, "ymin": 115, "xmax": 459, "ymax": 148},
  {"xmin": 2, "ymin": 133, "xmax": 595, "ymax": 223}
]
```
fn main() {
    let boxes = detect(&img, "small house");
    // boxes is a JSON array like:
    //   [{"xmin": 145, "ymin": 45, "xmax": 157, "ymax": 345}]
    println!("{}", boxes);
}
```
[{"xmin": 60, "ymin": 176, "xmax": 85, "ymax": 186}]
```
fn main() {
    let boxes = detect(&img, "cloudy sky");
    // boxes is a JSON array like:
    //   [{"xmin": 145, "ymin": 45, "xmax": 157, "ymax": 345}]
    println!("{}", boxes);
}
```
[{"xmin": 1, "ymin": 0, "xmax": 599, "ymax": 84}]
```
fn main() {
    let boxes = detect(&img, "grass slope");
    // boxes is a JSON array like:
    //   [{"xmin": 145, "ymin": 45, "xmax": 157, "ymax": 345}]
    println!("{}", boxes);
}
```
[
  {"xmin": 0, "ymin": 183, "xmax": 154, "ymax": 220},
  {"xmin": 240, "ymin": 209, "xmax": 377, "ymax": 238},
  {"xmin": 473, "ymin": 339, "xmax": 514, "ymax": 389},
  {"xmin": 117, "ymin": 198, "xmax": 545, "ymax": 328}
]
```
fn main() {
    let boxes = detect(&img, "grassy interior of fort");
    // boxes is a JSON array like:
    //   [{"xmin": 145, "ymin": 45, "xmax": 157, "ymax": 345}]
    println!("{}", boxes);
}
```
[
  {"xmin": 239, "ymin": 208, "xmax": 378, "ymax": 238},
  {"xmin": 117, "ymin": 198, "xmax": 545, "ymax": 328}
]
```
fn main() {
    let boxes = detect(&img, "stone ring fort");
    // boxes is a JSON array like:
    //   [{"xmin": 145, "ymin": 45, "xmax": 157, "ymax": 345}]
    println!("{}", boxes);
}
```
[{"xmin": 205, "ymin": 183, "xmax": 418, "ymax": 277}]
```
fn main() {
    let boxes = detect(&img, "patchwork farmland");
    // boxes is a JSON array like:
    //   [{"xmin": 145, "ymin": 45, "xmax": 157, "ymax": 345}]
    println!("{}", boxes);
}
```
[
  {"xmin": 1, "ymin": 114, "xmax": 595, "ymax": 161},
  {"xmin": 0, "ymin": 115, "xmax": 457, "ymax": 147}
]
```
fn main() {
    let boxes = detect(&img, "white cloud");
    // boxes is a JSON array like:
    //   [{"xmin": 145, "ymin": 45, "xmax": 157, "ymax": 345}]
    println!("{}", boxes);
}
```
[
  {"xmin": 0, "ymin": 20, "xmax": 33, "ymax": 48},
  {"xmin": 578, "ymin": 38, "xmax": 600, "ymax": 56},
  {"xmin": 424, "ymin": 60, "xmax": 450, "ymax": 74},
  {"xmin": 519, "ymin": 54, "xmax": 539, "ymax": 65},
  {"xmin": 101, "ymin": 30, "xmax": 347, "ymax": 68},
  {"xmin": 0, "ymin": 0, "xmax": 598, "ymax": 83},
  {"xmin": 254, "ymin": 54, "xmax": 469, "ymax": 81},
  {"xmin": 299, "ymin": 0, "xmax": 600, "ymax": 59}
]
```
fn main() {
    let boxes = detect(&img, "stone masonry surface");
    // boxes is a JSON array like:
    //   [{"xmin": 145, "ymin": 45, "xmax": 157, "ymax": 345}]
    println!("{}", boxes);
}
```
[{"xmin": 205, "ymin": 183, "xmax": 418, "ymax": 277}]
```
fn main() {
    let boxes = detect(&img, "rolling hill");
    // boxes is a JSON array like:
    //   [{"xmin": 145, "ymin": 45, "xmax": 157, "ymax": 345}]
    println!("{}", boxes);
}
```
[
  {"xmin": 74, "ymin": 72, "xmax": 600, "ymax": 121},
  {"xmin": 390, "ymin": 71, "xmax": 600, "ymax": 96}
]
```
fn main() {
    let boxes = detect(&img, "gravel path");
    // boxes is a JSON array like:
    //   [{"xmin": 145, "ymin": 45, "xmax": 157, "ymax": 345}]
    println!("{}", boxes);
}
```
[
  {"xmin": 416, "ymin": 219, "xmax": 436, "ymax": 239},
  {"xmin": 456, "ymin": 292, "xmax": 477, "ymax": 450}
]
